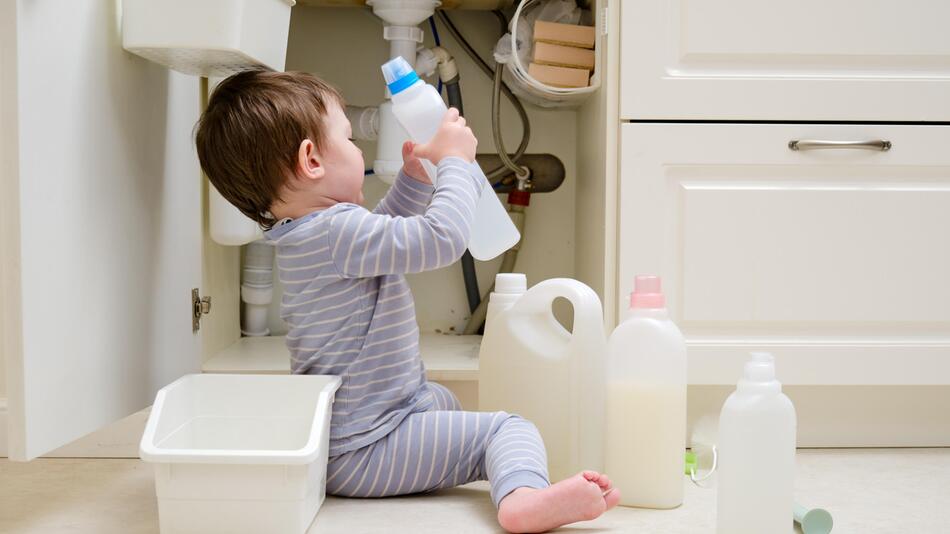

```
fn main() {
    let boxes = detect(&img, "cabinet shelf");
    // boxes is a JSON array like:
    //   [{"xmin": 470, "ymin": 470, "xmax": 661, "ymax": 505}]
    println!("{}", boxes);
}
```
[{"xmin": 203, "ymin": 333, "xmax": 481, "ymax": 382}]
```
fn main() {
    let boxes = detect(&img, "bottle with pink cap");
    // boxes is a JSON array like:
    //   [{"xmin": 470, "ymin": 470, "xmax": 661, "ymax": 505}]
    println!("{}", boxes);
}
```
[{"xmin": 605, "ymin": 275, "xmax": 687, "ymax": 508}]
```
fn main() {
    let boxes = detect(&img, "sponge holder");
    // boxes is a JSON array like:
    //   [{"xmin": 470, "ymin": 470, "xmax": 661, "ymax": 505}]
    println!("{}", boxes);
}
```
[{"xmin": 503, "ymin": 0, "xmax": 603, "ymax": 108}]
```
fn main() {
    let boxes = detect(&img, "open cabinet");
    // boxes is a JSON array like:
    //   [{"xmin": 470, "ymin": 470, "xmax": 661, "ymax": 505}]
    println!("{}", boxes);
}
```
[
  {"xmin": 1, "ymin": 0, "xmax": 615, "ymax": 459},
  {"xmin": 201, "ymin": 3, "xmax": 615, "ymax": 398}
]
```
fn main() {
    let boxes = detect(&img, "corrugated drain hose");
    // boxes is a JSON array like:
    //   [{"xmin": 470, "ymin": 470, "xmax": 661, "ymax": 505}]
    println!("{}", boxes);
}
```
[{"xmin": 443, "ymin": 76, "xmax": 481, "ymax": 314}]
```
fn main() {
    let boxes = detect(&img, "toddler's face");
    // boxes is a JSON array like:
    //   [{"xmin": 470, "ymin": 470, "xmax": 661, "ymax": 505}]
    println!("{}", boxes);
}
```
[{"xmin": 318, "ymin": 101, "xmax": 365, "ymax": 205}]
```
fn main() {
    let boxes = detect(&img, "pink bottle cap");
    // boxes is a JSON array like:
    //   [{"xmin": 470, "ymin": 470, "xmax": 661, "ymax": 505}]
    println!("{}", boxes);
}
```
[{"xmin": 630, "ymin": 275, "xmax": 665, "ymax": 309}]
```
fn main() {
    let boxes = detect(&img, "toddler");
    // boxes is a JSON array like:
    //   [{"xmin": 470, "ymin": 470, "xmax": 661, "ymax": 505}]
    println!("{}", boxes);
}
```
[{"xmin": 195, "ymin": 69, "xmax": 619, "ymax": 533}]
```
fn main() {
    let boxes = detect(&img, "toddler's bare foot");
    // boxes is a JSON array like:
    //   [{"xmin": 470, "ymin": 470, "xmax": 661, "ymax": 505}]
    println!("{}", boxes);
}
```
[{"xmin": 497, "ymin": 471, "xmax": 621, "ymax": 533}]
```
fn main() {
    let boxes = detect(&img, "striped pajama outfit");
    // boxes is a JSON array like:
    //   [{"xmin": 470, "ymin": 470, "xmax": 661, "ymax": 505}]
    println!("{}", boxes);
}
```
[
  {"xmin": 326, "ymin": 382, "xmax": 549, "ymax": 506},
  {"xmin": 264, "ymin": 158, "xmax": 549, "ymax": 507}
]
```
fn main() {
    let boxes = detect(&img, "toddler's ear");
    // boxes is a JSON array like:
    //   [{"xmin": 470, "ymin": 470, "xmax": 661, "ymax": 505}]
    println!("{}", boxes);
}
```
[{"xmin": 297, "ymin": 139, "xmax": 325, "ymax": 181}]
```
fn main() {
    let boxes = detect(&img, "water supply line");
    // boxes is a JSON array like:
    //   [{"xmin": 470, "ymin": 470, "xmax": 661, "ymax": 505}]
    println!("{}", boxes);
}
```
[
  {"xmin": 491, "ymin": 63, "xmax": 530, "ymax": 179},
  {"xmin": 436, "ymin": 10, "xmax": 531, "ymax": 182}
]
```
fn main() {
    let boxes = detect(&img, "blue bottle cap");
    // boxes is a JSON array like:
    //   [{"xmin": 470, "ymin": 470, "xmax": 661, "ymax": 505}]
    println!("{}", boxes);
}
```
[{"xmin": 381, "ymin": 56, "xmax": 420, "ymax": 95}]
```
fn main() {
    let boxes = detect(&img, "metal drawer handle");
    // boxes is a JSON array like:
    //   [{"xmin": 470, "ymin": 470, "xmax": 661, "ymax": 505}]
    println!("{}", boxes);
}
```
[{"xmin": 788, "ymin": 139, "xmax": 891, "ymax": 151}]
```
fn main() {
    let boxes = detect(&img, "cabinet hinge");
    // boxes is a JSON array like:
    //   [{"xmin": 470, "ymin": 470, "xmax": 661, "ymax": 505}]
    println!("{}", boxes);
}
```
[{"xmin": 192, "ymin": 288, "xmax": 212, "ymax": 333}]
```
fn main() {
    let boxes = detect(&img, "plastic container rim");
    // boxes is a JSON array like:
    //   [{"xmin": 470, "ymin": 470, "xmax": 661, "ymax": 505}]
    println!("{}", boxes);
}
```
[{"xmin": 139, "ymin": 373, "xmax": 341, "ymax": 465}]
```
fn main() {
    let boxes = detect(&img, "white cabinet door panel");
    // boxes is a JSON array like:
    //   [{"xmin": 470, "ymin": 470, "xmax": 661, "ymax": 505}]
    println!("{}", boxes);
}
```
[
  {"xmin": 620, "ymin": 0, "xmax": 950, "ymax": 120},
  {"xmin": 619, "ymin": 123, "xmax": 950, "ymax": 385},
  {"xmin": 2, "ymin": 1, "xmax": 202, "ymax": 460}
]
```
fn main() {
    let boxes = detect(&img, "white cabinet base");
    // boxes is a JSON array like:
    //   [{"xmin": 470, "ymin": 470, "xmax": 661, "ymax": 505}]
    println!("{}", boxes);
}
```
[
  {"xmin": 6, "ymin": 383, "xmax": 948, "ymax": 457},
  {"xmin": 689, "ymin": 385, "xmax": 950, "ymax": 447}
]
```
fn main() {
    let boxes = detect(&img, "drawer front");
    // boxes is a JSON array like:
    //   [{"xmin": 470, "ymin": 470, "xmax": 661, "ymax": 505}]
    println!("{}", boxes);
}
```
[
  {"xmin": 620, "ymin": 0, "xmax": 950, "ymax": 120},
  {"xmin": 618, "ymin": 123, "xmax": 950, "ymax": 384}
]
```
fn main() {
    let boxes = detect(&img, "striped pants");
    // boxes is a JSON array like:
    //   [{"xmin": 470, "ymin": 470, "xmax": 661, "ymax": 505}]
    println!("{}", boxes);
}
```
[{"xmin": 325, "ymin": 382, "xmax": 550, "ymax": 507}]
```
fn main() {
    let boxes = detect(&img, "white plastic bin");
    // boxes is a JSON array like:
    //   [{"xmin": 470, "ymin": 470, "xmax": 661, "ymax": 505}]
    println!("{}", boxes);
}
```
[
  {"xmin": 122, "ymin": 0, "xmax": 296, "ymax": 77},
  {"xmin": 140, "ymin": 373, "xmax": 341, "ymax": 534}
]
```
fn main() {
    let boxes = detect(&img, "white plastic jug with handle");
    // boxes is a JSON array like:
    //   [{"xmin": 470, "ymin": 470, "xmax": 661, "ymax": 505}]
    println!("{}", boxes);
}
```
[
  {"xmin": 478, "ymin": 274, "xmax": 606, "ymax": 482},
  {"xmin": 605, "ymin": 275, "xmax": 687, "ymax": 509},
  {"xmin": 381, "ymin": 56, "xmax": 520, "ymax": 261}
]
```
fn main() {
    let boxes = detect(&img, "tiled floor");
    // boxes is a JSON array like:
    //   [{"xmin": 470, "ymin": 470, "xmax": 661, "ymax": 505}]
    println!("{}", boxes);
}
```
[{"xmin": 1, "ymin": 449, "xmax": 948, "ymax": 533}]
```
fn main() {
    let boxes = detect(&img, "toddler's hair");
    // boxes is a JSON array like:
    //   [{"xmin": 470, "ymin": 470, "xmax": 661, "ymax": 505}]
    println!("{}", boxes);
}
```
[{"xmin": 195, "ymin": 69, "xmax": 344, "ymax": 228}]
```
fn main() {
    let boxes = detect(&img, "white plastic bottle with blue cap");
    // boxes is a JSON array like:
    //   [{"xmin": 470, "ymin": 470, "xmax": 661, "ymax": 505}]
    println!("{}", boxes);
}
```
[{"xmin": 381, "ymin": 56, "xmax": 520, "ymax": 261}]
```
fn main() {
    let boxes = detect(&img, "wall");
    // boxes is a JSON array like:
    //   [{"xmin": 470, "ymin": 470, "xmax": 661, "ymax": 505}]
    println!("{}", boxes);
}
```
[{"xmin": 266, "ymin": 6, "xmax": 578, "ymax": 334}]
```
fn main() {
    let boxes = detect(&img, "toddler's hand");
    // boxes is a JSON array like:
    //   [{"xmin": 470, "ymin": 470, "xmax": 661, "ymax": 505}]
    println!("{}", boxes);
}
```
[
  {"xmin": 412, "ymin": 108, "xmax": 477, "ymax": 165},
  {"xmin": 401, "ymin": 141, "xmax": 431, "ymax": 184}
]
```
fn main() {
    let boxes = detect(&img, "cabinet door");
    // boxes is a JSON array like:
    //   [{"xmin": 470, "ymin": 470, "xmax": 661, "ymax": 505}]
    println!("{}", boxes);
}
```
[
  {"xmin": 1, "ymin": 1, "xmax": 202, "ymax": 460},
  {"xmin": 618, "ymin": 123, "xmax": 950, "ymax": 385},
  {"xmin": 620, "ymin": 0, "xmax": 950, "ymax": 121}
]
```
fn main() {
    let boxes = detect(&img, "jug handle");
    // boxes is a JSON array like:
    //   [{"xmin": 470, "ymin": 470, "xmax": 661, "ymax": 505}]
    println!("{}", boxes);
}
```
[
  {"xmin": 510, "ymin": 278, "xmax": 606, "ymax": 338},
  {"xmin": 509, "ymin": 278, "xmax": 608, "ymax": 472}
]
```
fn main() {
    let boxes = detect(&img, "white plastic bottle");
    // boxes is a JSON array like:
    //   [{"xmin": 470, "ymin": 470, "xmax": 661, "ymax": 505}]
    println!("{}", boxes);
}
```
[
  {"xmin": 381, "ymin": 56, "xmax": 520, "ymax": 261},
  {"xmin": 605, "ymin": 275, "xmax": 687, "ymax": 509},
  {"xmin": 478, "ymin": 273, "xmax": 606, "ymax": 482},
  {"xmin": 717, "ymin": 352, "xmax": 797, "ymax": 534}
]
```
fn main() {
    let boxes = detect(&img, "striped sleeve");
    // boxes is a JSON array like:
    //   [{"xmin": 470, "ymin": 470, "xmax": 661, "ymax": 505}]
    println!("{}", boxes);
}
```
[
  {"xmin": 373, "ymin": 168, "xmax": 435, "ymax": 217},
  {"xmin": 329, "ymin": 157, "xmax": 482, "ymax": 278}
]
